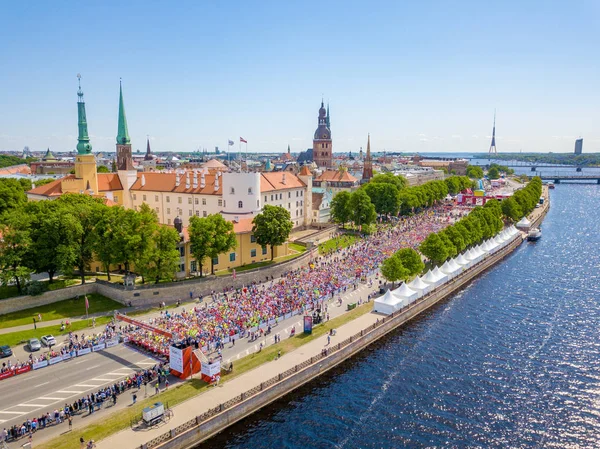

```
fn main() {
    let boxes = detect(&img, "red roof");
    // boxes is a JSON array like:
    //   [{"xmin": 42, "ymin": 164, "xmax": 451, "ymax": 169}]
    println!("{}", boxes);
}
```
[
  {"xmin": 27, "ymin": 176, "xmax": 72, "ymax": 197},
  {"xmin": 98, "ymin": 173, "xmax": 123, "ymax": 191},
  {"xmin": 260, "ymin": 172, "xmax": 306, "ymax": 192},
  {"xmin": 130, "ymin": 172, "xmax": 223, "ymax": 195}
]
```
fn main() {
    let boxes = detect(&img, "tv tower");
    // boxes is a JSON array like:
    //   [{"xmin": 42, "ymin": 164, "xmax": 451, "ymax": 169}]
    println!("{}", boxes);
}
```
[{"xmin": 488, "ymin": 110, "xmax": 497, "ymax": 156}]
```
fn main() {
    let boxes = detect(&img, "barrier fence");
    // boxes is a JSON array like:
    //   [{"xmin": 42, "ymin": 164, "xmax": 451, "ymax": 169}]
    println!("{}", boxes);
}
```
[{"xmin": 142, "ymin": 234, "xmax": 523, "ymax": 449}]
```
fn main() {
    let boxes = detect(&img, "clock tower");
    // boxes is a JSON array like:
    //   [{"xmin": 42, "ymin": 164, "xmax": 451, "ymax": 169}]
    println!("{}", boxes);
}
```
[{"xmin": 312, "ymin": 100, "xmax": 332, "ymax": 168}]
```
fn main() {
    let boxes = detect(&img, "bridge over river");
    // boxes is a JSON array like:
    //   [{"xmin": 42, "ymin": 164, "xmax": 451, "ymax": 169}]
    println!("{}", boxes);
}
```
[{"xmin": 535, "ymin": 173, "xmax": 600, "ymax": 184}]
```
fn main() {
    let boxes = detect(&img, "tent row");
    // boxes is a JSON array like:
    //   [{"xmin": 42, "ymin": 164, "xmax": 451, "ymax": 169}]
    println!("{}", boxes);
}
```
[{"xmin": 374, "ymin": 226, "xmax": 521, "ymax": 315}]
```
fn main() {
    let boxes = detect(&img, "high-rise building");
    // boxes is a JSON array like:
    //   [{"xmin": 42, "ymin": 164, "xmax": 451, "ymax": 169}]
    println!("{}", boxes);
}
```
[
  {"xmin": 574, "ymin": 138, "xmax": 583, "ymax": 155},
  {"xmin": 312, "ymin": 100, "xmax": 332, "ymax": 168}
]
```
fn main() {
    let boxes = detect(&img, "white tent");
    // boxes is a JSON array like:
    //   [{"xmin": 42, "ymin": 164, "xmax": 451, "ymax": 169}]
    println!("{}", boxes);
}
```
[
  {"xmin": 480, "ymin": 240, "xmax": 492, "ymax": 252},
  {"xmin": 422, "ymin": 270, "xmax": 442, "ymax": 288},
  {"xmin": 463, "ymin": 249, "xmax": 477, "ymax": 265},
  {"xmin": 373, "ymin": 290, "xmax": 403, "ymax": 315},
  {"xmin": 516, "ymin": 217, "xmax": 531, "ymax": 229},
  {"xmin": 441, "ymin": 259, "xmax": 461, "ymax": 277},
  {"xmin": 455, "ymin": 254, "xmax": 470, "ymax": 266},
  {"xmin": 408, "ymin": 276, "xmax": 431, "ymax": 296},
  {"xmin": 432, "ymin": 266, "xmax": 449, "ymax": 284},
  {"xmin": 447, "ymin": 258, "xmax": 463, "ymax": 273},
  {"xmin": 393, "ymin": 283, "xmax": 419, "ymax": 304},
  {"xmin": 487, "ymin": 238, "xmax": 500, "ymax": 252}
]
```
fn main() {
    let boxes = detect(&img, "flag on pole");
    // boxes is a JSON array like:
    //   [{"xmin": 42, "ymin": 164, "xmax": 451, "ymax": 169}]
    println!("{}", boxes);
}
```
[
  {"xmin": 240, "ymin": 137, "xmax": 247, "ymax": 143},
  {"xmin": 85, "ymin": 295, "xmax": 89, "ymax": 311},
  {"xmin": 232, "ymin": 269, "xmax": 236, "ymax": 280},
  {"xmin": 228, "ymin": 140, "xmax": 234, "ymax": 146}
]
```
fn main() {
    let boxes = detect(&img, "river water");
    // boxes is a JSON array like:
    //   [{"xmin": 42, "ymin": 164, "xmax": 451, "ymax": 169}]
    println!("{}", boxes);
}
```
[{"xmin": 197, "ymin": 184, "xmax": 600, "ymax": 449}]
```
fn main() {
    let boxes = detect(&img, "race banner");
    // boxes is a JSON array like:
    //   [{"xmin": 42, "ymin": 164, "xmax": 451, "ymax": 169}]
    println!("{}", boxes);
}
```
[
  {"xmin": 169, "ymin": 345, "xmax": 184, "ymax": 373},
  {"xmin": 49, "ymin": 356, "xmax": 63, "ymax": 365},
  {"xmin": 33, "ymin": 360, "xmax": 48, "ymax": 370},
  {"xmin": 0, "ymin": 371, "xmax": 14, "ymax": 381},
  {"xmin": 105, "ymin": 338, "xmax": 119, "ymax": 348},
  {"xmin": 115, "ymin": 313, "xmax": 173, "ymax": 338},
  {"xmin": 15, "ymin": 365, "xmax": 31, "ymax": 375},
  {"xmin": 62, "ymin": 353, "xmax": 72, "ymax": 361},
  {"xmin": 77, "ymin": 347, "xmax": 91, "ymax": 356},
  {"xmin": 92, "ymin": 343, "xmax": 106, "ymax": 352}
]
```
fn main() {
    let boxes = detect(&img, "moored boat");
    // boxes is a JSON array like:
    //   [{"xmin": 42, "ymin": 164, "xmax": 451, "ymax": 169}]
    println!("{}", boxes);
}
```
[{"xmin": 527, "ymin": 228, "xmax": 542, "ymax": 241}]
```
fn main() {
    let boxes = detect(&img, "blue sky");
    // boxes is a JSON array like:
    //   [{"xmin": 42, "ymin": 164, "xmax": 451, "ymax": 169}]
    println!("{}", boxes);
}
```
[{"xmin": 1, "ymin": 0, "xmax": 598, "ymax": 154}]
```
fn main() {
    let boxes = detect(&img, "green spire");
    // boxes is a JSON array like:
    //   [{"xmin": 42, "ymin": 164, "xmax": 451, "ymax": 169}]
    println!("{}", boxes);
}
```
[
  {"xmin": 116, "ymin": 80, "xmax": 130, "ymax": 145},
  {"xmin": 76, "ymin": 74, "xmax": 92, "ymax": 154},
  {"xmin": 326, "ymin": 102, "xmax": 330, "ymax": 129}
]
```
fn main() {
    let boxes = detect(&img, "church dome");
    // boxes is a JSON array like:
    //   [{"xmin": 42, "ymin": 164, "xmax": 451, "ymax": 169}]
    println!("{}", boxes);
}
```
[{"xmin": 314, "ymin": 126, "xmax": 331, "ymax": 140}]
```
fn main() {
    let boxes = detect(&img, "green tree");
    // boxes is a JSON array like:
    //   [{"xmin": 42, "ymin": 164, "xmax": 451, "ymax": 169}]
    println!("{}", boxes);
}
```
[
  {"xmin": 143, "ymin": 226, "xmax": 181, "ymax": 284},
  {"xmin": 0, "ymin": 179, "xmax": 27, "ymax": 215},
  {"xmin": 97, "ymin": 165, "xmax": 110, "ymax": 173},
  {"xmin": 330, "ymin": 191, "xmax": 352, "ymax": 227},
  {"xmin": 252, "ymin": 205, "xmax": 293, "ymax": 260},
  {"xmin": 206, "ymin": 214, "xmax": 237, "ymax": 274},
  {"xmin": 501, "ymin": 196, "xmax": 523, "ymax": 221},
  {"xmin": 188, "ymin": 215, "xmax": 213, "ymax": 277},
  {"xmin": 487, "ymin": 166, "xmax": 500, "ymax": 179},
  {"xmin": 419, "ymin": 233, "xmax": 449, "ymax": 265},
  {"xmin": 348, "ymin": 189, "xmax": 377, "ymax": 228},
  {"xmin": 438, "ymin": 230, "xmax": 457, "ymax": 258},
  {"xmin": 370, "ymin": 172, "xmax": 407, "ymax": 191},
  {"xmin": 394, "ymin": 248, "xmax": 424, "ymax": 277},
  {"xmin": 362, "ymin": 182, "xmax": 400, "ymax": 216},
  {"xmin": 443, "ymin": 225, "xmax": 466, "ymax": 253},
  {"xmin": 32, "ymin": 178, "xmax": 56, "ymax": 187},
  {"xmin": 93, "ymin": 206, "xmax": 121, "ymax": 280},
  {"xmin": 0, "ymin": 210, "xmax": 32, "ymax": 294},
  {"xmin": 380, "ymin": 255, "xmax": 409, "ymax": 288},
  {"xmin": 466, "ymin": 165, "xmax": 484, "ymax": 179}
]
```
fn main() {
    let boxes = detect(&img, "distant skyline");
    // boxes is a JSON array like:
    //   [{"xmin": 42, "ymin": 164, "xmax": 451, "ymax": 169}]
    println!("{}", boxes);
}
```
[{"xmin": 1, "ymin": 1, "xmax": 599, "ymax": 154}]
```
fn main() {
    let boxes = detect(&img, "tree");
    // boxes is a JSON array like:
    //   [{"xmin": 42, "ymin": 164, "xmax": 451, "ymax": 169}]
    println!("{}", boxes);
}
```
[
  {"xmin": 443, "ymin": 225, "xmax": 466, "ymax": 254},
  {"xmin": 32, "ymin": 178, "xmax": 56, "ymax": 187},
  {"xmin": 330, "ymin": 191, "xmax": 352, "ymax": 227},
  {"xmin": 501, "ymin": 197, "xmax": 522, "ymax": 222},
  {"xmin": 466, "ymin": 165, "xmax": 484, "ymax": 179},
  {"xmin": 419, "ymin": 233, "xmax": 449, "ymax": 265},
  {"xmin": 487, "ymin": 166, "xmax": 500, "ymax": 179},
  {"xmin": 97, "ymin": 165, "xmax": 110, "ymax": 173},
  {"xmin": 362, "ymin": 182, "xmax": 400, "ymax": 216},
  {"xmin": 0, "ymin": 179, "xmax": 27, "ymax": 215},
  {"xmin": 380, "ymin": 255, "xmax": 409, "ymax": 288},
  {"xmin": 394, "ymin": 248, "xmax": 424, "ymax": 277},
  {"xmin": 206, "ymin": 214, "xmax": 237, "ymax": 274},
  {"xmin": 188, "ymin": 215, "xmax": 213, "ymax": 277},
  {"xmin": 370, "ymin": 172, "xmax": 407, "ymax": 191},
  {"xmin": 93, "ymin": 206, "xmax": 121, "ymax": 280},
  {"xmin": 143, "ymin": 226, "xmax": 181, "ymax": 284},
  {"xmin": 348, "ymin": 189, "xmax": 377, "ymax": 228},
  {"xmin": 0, "ymin": 210, "xmax": 32, "ymax": 294},
  {"xmin": 252, "ymin": 205, "xmax": 293, "ymax": 260}
]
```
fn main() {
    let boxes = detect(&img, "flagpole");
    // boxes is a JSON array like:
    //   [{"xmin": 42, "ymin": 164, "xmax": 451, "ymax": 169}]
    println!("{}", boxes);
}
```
[{"xmin": 245, "ymin": 142, "xmax": 248, "ymax": 172}]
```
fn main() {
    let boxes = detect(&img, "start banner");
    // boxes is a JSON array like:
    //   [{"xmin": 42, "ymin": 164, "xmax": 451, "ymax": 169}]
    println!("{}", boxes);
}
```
[
  {"xmin": 105, "ymin": 338, "xmax": 119, "ymax": 348},
  {"xmin": 0, "ymin": 371, "xmax": 14, "ymax": 381},
  {"xmin": 15, "ymin": 365, "xmax": 31, "ymax": 375},
  {"xmin": 92, "ymin": 343, "xmax": 106, "ymax": 352},
  {"xmin": 49, "ymin": 356, "xmax": 63, "ymax": 365},
  {"xmin": 33, "ymin": 360, "xmax": 48, "ymax": 370},
  {"xmin": 77, "ymin": 347, "xmax": 91, "ymax": 356}
]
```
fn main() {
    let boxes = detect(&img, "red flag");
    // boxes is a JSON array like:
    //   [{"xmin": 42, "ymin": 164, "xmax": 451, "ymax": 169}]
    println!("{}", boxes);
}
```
[
  {"xmin": 85, "ymin": 295, "xmax": 89, "ymax": 310},
  {"xmin": 240, "ymin": 137, "xmax": 247, "ymax": 143},
  {"xmin": 232, "ymin": 269, "xmax": 236, "ymax": 280}
]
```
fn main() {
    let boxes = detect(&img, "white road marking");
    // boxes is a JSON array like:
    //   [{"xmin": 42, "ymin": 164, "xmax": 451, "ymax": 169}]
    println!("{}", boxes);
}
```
[
  {"xmin": 74, "ymin": 384, "xmax": 100, "ymax": 388},
  {"xmin": 39, "ymin": 397, "xmax": 65, "ymax": 400},
  {"xmin": 91, "ymin": 378, "xmax": 116, "ymax": 382},
  {"xmin": 85, "ymin": 364, "xmax": 101, "ymax": 370},
  {"xmin": 35, "ymin": 381, "xmax": 50, "ymax": 388},
  {"xmin": 74, "ymin": 359, "xmax": 89, "ymax": 365},
  {"xmin": 56, "ymin": 390, "xmax": 84, "ymax": 394},
  {"xmin": 136, "ymin": 362, "xmax": 155, "ymax": 365},
  {"xmin": 0, "ymin": 411, "xmax": 25, "ymax": 415},
  {"xmin": 0, "ymin": 419, "xmax": 5, "ymax": 423},
  {"xmin": 16, "ymin": 404, "xmax": 46, "ymax": 407}
]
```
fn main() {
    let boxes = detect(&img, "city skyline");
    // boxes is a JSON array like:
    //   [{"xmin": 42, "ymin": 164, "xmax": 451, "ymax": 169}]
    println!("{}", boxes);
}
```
[{"xmin": 1, "ymin": 1, "xmax": 598, "ymax": 154}]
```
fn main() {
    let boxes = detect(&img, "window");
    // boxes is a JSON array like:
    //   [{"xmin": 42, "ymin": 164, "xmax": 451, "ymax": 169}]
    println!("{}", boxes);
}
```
[
  {"xmin": 167, "ymin": 208, "xmax": 171, "ymax": 214},
  {"xmin": 188, "ymin": 210, "xmax": 192, "ymax": 216},
  {"xmin": 218, "ymin": 199, "xmax": 223, "ymax": 207},
  {"xmin": 296, "ymin": 191, "xmax": 299, "ymax": 197},
  {"xmin": 250, "ymin": 249, "xmax": 256, "ymax": 257},
  {"xmin": 179, "ymin": 263, "xmax": 185, "ymax": 272},
  {"xmin": 195, "ymin": 210, "xmax": 200, "ymax": 216},
  {"xmin": 168, "ymin": 218, "xmax": 171, "ymax": 225},
  {"xmin": 203, "ymin": 211, "xmax": 207, "ymax": 217},
  {"xmin": 188, "ymin": 198, "xmax": 192, "ymax": 204},
  {"xmin": 248, "ymin": 187, "xmax": 253, "ymax": 194},
  {"xmin": 212, "ymin": 257, "xmax": 219, "ymax": 266},
  {"xmin": 250, "ymin": 235, "xmax": 256, "ymax": 243},
  {"xmin": 114, "ymin": 196, "xmax": 119, "ymax": 202},
  {"xmin": 238, "ymin": 201, "xmax": 243, "ymax": 209},
  {"xmin": 166, "ymin": 196, "xmax": 170, "ymax": 203},
  {"xmin": 195, "ymin": 198, "xmax": 199, "ymax": 205},
  {"xmin": 178, "ymin": 208, "xmax": 182, "ymax": 215},
  {"xmin": 155, "ymin": 207, "xmax": 159, "ymax": 213},
  {"xmin": 322, "ymin": 143, "xmax": 324, "ymax": 148},
  {"xmin": 296, "ymin": 201, "xmax": 299, "ymax": 207},
  {"xmin": 224, "ymin": 200, "xmax": 226, "ymax": 207},
  {"xmin": 280, "ymin": 193, "xmax": 283, "ymax": 200},
  {"xmin": 288, "ymin": 192, "xmax": 291, "ymax": 198},
  {"xmin": 179, "ymin": 246, "xmax": 185, "ymax": 257},
  {"xmin": 178, "ymin": 197, "xmax": 182, "ymax": 204},
  {"xmin": 301, "ymin": 191, "xmax": 303, "ymax": 197},
  {"xmin": 133, "ymin": 194, "xmax": 137, "ymax": 200},
  {"xmin": 296, "ymin": 210, "xmax": 299, "ymax": 217},
  {"xmin": 288, "ymin": 203, "xmax": 291, "ymax": 209},
  {"xmin": 230, "ymin": 187, "xmax": 235, "ymax": 194},
  {"xmin": 155, "ymin": 195, "xmax": 159, "ymax": 201},
  {"xmin": 191, "ymin": 261, "xmax": 197, "ymax": 272},
  {"xmin": 142, "ymin": 194, "xmax": 146, "ymax": 201},
  {"xmin": 262, "ymin": 246, "xmax": 267, "ymax": 255},
  {"xmin": 229, "ymin": 252, "xmax": 236, "ymax": 262},
  {"xmin": 202, "ymin": 198, "xmax": 206, "ymax": 205},
  {"xmin": 264, "ymin": 195, "xmax": 267, "ymax": 202},
  {"xmin": 257, "ymin": 200, "xmax": 260, "ymax": 207},
  {"xmin": 271, "ymin": 195, "xmax": 274, "ymax": 201}
]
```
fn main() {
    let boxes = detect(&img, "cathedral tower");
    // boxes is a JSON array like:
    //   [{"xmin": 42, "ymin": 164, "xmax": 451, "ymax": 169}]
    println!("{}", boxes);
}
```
[
  {"xmin": 115, "ymin": 81, "xmax": 137, "ymax": 208},
  {"xmin": 312, "ymin": 100, "xmax": 332, "ymax": 168},
  {"xmin": 362, "ymin": 134, "xmax": 373, "ymax": 182}
]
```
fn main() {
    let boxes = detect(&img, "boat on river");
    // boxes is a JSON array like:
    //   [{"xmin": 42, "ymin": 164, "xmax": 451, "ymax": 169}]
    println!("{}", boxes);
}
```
[{"xmin": 527, "ymin": 228, "xmax": 542, "ymax": 241}]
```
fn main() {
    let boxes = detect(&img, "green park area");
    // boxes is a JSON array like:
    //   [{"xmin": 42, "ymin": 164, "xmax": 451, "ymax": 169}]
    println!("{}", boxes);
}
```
[
  {"xmin": 318, "ymin": 234, "xmax": 360, "ymax": 255},
  {"xmin": 36, "ymin": 302, "xmax": 373, "ymax": 449}
]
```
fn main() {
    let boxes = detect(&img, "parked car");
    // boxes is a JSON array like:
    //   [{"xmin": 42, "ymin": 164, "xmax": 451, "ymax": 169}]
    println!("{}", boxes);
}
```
[
  {"xmin": 28, "ymin": 338, "xmax": 41, "ymax": 351},
  {"xmin": 41, "ymin": 335, "xmax": 56, "ymax": 347},
  {"xmin": 0, "ymin": 345, "xmax": 12, "ymax": 358}
]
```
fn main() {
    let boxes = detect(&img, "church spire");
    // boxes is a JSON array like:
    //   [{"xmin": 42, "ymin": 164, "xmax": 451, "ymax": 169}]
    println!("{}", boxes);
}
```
[
  {"xmin": 76, "ymin": 74, "xmax": 92, "ymax": 154},
  {"xmin": 362, "ymin": 133, "xmax": 373, "ymax": 182},
  {"xmin": 116, "ymin": 79, "xmax": 130, "ymax": 145}
]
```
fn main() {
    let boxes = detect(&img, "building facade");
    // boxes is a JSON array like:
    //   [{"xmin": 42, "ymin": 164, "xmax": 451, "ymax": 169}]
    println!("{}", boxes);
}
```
[
  {"xmin": 574, "ymin": 138, "xmax": 583, "ymax": 155},
  {"xmin": 312, "ymin": 101, "xmax": 333, "ymax": 168}
]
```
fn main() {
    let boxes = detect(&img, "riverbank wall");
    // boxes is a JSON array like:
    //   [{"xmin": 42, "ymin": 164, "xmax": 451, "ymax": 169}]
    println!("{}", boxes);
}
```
[{"xmin": 142, "ymin": 234, "xmax": 526, "ymax": 449}]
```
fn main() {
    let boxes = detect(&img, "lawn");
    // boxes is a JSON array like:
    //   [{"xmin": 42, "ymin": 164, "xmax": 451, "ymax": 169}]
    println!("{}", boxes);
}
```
[
  {"xmin": 0, "ymin": 294, "xmax": 123, "ymax": 330},
  {"xmin": 36, "ymin": 302, "xmax": 373, "ymax": 449},
  {"xmin": 318, "ymin": 234, "xmax": 360, "ymax": 255},
  {"xmin": 214, "ymin": 252, "xmax": 305, "ymax": 276},
  {"xmin": 288, "ymin": 242, "xmax": 307, "ymax": 253}
]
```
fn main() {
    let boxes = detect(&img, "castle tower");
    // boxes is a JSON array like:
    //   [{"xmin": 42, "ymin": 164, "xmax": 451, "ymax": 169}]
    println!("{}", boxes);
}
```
[
  {"xmin": 488, "ymin": 110, "xmax": 497, "ymax": 156},
  {"xmin": 312, "ymin": 100, "xmax": 332, "ymax": 168},
  {"xmin": 115, "ymin": 81, "xmax": 137, "ymax": 208},
  {"xmin": 71, "ymin": 74, "xmax": 98, "ymax": 194},
  {"xmin": 362, "ymin": 134, "xmax": 373, "ymax": 182}
]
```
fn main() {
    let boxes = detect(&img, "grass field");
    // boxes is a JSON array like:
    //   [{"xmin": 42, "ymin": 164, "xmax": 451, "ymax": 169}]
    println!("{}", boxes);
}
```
[
  {"xmin": 215, "ymin": 251, "xmax": 305, "ymax": 276},
  {"xmin": 35, "ymin": 302, "xmax": 373, "ymax": 449},
  {"xmin": 0, "ymin": 294, "xmax": 123, "ymax": 330},
  {"xmin": 318, "ymin": 234, "xmax": 360, "ymax": 255},
  {"xmin": 288, "ymin": 242, "xmax": 307, "ymax": 253}
]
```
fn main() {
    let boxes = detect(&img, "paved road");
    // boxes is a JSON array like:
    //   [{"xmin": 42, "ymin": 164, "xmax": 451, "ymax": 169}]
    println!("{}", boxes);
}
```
[{"xmin": 0, "ymin": 277, "xmax": 381, "ymax": 444}]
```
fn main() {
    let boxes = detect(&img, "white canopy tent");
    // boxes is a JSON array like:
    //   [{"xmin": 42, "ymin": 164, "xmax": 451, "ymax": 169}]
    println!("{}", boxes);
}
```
[
  {"xmin": 373, "ymin": 290, "xmax": 403, "ymax": 315},
  {"xmin": 455, "ymin": 254, "xmax": 471, "ymax": 266},
  {"xmin": 408, "ymin": 276, "xmax": 431, "ymax": 296},
  {"xmin": 422, "ymin": 270, "xmax": 443, "ymax": 288},
  {"xmin": 432, "ymin": 266, "xmax": 449, "ymax": 284},
  {"xmin": 516, "ymin": 217, "xmax": 532, "ymax": 229},
  {"xmin": 393, "ymin": 283, "xmax": 419, "ymax": 305},
  {"xmin": 447, "ymin": 258, "xmax": 463, "ymax": 274}
]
